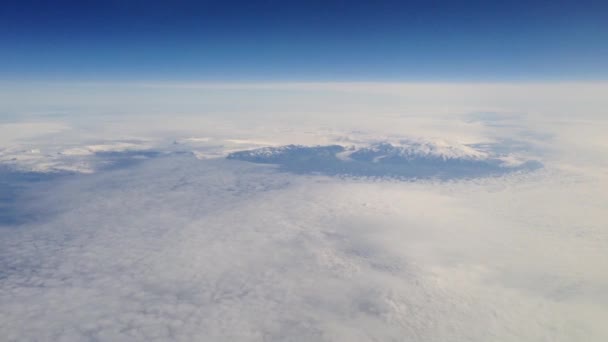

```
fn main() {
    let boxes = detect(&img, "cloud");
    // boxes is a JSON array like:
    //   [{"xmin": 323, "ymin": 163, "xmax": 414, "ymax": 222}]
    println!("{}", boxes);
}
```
[
  {"xmin": 0, "ymin": 122, "xmax": 69, "ymax": 146},
  {"xmin": 0, "ymin": 152, "xmax": 606, "ymax": 341},
  {"xmin": 1, "ymin": 82, "xmax": 607, "ymax": 341}
]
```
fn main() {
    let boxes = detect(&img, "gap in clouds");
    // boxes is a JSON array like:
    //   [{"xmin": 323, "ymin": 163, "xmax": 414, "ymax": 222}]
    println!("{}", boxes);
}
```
[{"xmin": 227, "ymin": 142, "xmax": 542, "ymax": 180}]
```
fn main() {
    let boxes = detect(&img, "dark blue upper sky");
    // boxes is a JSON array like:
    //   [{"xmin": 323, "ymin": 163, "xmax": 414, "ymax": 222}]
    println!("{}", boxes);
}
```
[{"xmin": 1, "ymin": 0, "xmax": 607, "ymax": 81}]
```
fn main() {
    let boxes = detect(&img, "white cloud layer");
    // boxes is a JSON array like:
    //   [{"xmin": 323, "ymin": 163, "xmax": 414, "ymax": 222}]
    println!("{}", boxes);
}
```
[
  {"xmin": 1, "ymin": 82, "xmax": 607, "ymax": 341},
  {"xmin": 1, "ymin": 157, "xmax": 606, "ymax": 341}
]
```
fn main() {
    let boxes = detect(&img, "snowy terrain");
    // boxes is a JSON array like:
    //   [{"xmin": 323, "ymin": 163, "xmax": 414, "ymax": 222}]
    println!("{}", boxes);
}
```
[{"xmin": 227, "ymin": 140, "xmax": 541, "ymax": 179}]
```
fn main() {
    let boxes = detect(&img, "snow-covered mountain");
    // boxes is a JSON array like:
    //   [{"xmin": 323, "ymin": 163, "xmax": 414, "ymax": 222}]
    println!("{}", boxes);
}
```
[{"xmin": 227, "ymin": 141, "xmax": 542, "ymax": 179}]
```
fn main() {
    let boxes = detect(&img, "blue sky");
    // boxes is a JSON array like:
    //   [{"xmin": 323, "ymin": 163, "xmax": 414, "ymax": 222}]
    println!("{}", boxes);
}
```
[{"xmin": 1, "ymin": 0, "xmax": 607, "ymax": 81}]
